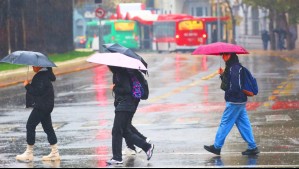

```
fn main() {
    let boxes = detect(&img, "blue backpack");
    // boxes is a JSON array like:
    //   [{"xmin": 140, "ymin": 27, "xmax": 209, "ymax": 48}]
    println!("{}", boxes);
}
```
[{"xmin": 241, "ymin": 66, "xmax": 258, "ymax": 97}]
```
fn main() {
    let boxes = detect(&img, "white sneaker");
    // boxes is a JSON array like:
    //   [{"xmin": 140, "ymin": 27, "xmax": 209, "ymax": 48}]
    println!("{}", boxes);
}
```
[
  {"xmin": 122, "ymin": 147, "xmax": 136, "ymax": 155},
  {"xmin": 146, "ymin": 144, "xmax": 154, "ymax": 161},
  {"xmin": 106, "ymin": 158, "xmax": 123, "ymax": 165}
]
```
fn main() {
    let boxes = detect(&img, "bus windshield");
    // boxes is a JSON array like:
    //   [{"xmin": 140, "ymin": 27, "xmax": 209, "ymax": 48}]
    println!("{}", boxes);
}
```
[
  {"xmin": 178, "ymin": 20, "xmax": 204, "ymax": 31},
  {"xmin": 114, "ymin": 22, "xmax": 135, "ymax": 32}
]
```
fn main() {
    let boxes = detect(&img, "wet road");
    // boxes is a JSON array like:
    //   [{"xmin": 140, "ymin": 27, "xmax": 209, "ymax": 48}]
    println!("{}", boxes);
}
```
[{"xmin": 1, "ymin": 52, "xmax": 299, "ymax": 168}]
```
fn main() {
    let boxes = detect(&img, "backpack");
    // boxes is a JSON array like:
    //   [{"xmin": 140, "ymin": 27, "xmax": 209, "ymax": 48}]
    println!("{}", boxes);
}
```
[
  {"xmin": 130, "ymin": 72, "xmax": 149, "ymax": 100},
  {"xmin": 241, "ymin": 66, "xmax": 258, "ymax": 97}
]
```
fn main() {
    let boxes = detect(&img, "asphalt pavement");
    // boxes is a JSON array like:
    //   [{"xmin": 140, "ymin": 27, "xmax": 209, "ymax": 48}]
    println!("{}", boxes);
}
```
[
  {"xmin": 1, "ymin": 48, "xmax": 299, "ymax": 168},
  {"xmin": 1, "ymin": 49, "xmax": 299, "ymax": 88}
]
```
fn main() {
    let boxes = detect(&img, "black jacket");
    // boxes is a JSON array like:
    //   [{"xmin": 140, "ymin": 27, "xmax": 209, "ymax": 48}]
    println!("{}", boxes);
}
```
[
  {"xmin": 111, "ymin": 68, "xmax": 139, "ymax": 113},
  {"xmin": 25, "ymin": 69, "xmax": 56, "ymax": 111}
]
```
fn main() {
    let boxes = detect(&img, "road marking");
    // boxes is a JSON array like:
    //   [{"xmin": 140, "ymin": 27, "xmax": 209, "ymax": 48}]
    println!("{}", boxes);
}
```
[
  {"xmin": 201, "ymin": 70, "xmax": 218, "ymax": 80},
  {"xmin": 265, "ymin": 115, "xmax": 292, "ymax": 121},
  {"xmin": 148, "ymin": 80, "xmax": 200, "ymax": 103},
  {"xmin": 263, "ymin": 70, "xmax": 299, "ymax": 109}
]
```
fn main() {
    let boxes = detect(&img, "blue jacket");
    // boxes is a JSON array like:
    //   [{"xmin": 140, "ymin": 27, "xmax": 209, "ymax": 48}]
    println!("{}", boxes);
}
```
[{"xmin": 222, "ymin": 63, "xmax": 247, "ymax": 103}]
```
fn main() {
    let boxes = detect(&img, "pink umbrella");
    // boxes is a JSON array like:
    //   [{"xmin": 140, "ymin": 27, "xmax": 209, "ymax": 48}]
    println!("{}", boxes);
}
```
[
  {"xmin": 192, "ymin": 42, "xmax": 249, "ymax": 55},
  {"xmin": 86, "ymin": 53, "xmax": 147, "ymax": 70}
]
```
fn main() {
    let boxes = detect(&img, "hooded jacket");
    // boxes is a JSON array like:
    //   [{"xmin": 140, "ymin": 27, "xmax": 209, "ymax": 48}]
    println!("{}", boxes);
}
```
[
  {"xmin": 221, "ymin": 54, "xmax": 247, "ymax": 103},
  {"xmin": 25, "ymin": 68, "xmax": 56, "ymax": 111}
]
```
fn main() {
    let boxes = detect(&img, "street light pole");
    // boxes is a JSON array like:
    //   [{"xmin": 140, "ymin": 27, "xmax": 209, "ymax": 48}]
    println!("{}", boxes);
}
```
[
  {"xmin": 7, "ymin": 0, "xmax": 11, "ymax": 54},
  {"xmin": 217, "ymin": 0, "xmax": 221, "ymax": 42}
]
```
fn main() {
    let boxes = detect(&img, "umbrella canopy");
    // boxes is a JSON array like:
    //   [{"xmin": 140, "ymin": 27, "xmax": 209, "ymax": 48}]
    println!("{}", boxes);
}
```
[
  {"xmin": 102, "ymin": 43, "xmax": 148, "ymax": 69},
  {"xmin": 192, "ymin": 42, "xmax": 249, "ymax": 55},
  {"xmin": 0, "ymin": 51, "xmax": 57, "ymax": 67},
  {"xmin": 86, "ymin": 53, "xmax": 147, "ymax": 71}
]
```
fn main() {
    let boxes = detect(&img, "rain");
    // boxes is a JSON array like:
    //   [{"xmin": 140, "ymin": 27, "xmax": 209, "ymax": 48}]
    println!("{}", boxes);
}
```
[{"xmin": 1, "ymin": 0, "xmax": 299, "ymax": 168}]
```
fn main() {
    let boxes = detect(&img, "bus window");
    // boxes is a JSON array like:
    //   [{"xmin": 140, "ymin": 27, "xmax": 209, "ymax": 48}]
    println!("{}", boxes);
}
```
[
  {"xmin": 179, "ymin": 20, "xmax": 203, "ymax": 30},
  {"xmin": 115, "ymin": 22, "xmax": 135, "ymax": 31},
  {"xmin": 153, "ymin": 22, "xmax": 175, "ymax": 38}
]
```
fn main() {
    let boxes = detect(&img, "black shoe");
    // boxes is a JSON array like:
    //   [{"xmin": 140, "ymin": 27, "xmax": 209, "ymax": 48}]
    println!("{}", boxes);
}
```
[
  {"xmin": 204, "ymin": 145, "xmax": 221, "ymax": 155},
  {"xmin": 242, "ymin": 147, "xmax": 260, "ymax": 155}
]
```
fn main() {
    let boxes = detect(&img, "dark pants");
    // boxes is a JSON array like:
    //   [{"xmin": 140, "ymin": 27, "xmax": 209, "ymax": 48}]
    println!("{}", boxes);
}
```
[
  {"xmin": 262, "ymin": 41, "xmax": 268, "ymax": 50},
  {"xmin": 125, "ymin": 113, "xmax": 147, "ymax": 150},
  {"xmin": 112, "ymin": 111, "xmax": 151, "ymax": 161},
  {"xmin": 26, "ymin": 108, "xmax": 57, "ymax": 145}
]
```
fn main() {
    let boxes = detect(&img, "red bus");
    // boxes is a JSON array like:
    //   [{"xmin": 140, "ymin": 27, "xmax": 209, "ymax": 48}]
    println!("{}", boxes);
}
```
[{"xmin": 152, "ymin": 15, "xmax": 207, "ymax": 52}]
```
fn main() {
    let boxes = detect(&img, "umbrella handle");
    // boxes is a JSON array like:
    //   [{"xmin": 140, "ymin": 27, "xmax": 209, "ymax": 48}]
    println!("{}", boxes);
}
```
[{"xmin": 27, "ymin": 66, "xmax": 29, "ymax": 80}]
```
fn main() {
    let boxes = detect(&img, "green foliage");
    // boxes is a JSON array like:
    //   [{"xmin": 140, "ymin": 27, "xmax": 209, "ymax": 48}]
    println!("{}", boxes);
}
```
[
  {"xmin": 0, "ymin": 64, "xmax": 25, "ymax": 71},
  {"xmin": 49, "ymin": 51, "xmax": 95, "ymax": 62},
  {"xmin": 0, "ymin": 51, "xmax": 95, "ymax": 72}
]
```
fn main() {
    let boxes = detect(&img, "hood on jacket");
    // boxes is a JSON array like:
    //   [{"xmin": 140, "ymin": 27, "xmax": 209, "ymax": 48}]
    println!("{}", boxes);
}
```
[
  {"xmin": 47, "ymin": 67, "xmax": 56, "ymax": 82},
  {"xmin": 225, "ymin": 53, "xmax": 240, "ymax": 67}
]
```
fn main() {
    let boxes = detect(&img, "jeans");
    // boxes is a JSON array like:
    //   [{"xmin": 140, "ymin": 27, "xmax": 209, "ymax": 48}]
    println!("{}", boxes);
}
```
[
  {"xmin": 214, "ymin": 102, "xmax": 256, "ymax": 150},
  {"xmin": 26, "ymin": 108, "xmax": 57, "ymax": 145},
  {"xmin": 112, "ymin": 111, "xmax": 151, "ymax": 161}
]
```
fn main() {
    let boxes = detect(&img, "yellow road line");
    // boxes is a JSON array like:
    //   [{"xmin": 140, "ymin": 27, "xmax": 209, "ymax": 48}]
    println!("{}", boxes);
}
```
[
  {"xmin": 201, "ymin": 70, "xmax": 219, "ymax": 80},
  {"xmin": 148, "ymin": 80, "xmax": 201, "ymax": 103}
]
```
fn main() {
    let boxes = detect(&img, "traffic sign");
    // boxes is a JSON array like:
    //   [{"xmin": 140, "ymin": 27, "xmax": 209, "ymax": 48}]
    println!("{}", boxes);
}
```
[{"xmin": 95, "ymin": 7, "xmax": 105, "ymax": 19}]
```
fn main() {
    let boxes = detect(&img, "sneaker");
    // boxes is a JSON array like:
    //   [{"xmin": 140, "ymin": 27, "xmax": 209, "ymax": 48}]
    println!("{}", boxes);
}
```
[
  {"xmin": 146, "ymin": 144, "xmax": 154, "ymax": 160},
  {"xmin": 106, "ymin": 158, "xmax": 123, "ymax": 165},
  {"xmin": 204, "ymin": 145, "xmax": 221, "ymax": 155},
  {"xmin": 242, "ymin": 147, "xmax": 260, "ymax": 155},
  {"xmin": 122, "ymin": 147, "xmax": 137, "ymax": 155}
]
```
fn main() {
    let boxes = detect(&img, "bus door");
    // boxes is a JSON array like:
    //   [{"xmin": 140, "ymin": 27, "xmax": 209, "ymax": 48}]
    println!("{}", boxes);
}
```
[{"xmin": 153, "ymin": 21, "xmax": 176, "ymax": 52}]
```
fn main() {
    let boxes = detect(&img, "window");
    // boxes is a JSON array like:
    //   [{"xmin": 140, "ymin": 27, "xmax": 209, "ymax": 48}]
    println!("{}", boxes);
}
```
[{"xmin": 153, "ymin": 22, "xmax": 175, "ymax": 38}]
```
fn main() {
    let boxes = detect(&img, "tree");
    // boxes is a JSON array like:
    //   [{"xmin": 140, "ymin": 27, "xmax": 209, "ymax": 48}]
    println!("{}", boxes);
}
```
[
  {"xmin": 243, "ymin": 0, "xmax": 299, "ymax": 50},
  {"xmin": 224, "ymin": 0, "xmax": 237, "ymax": 44},
  {"xmin": 0, "ymin": 0, "xmax": 74, "ymax": 58}
]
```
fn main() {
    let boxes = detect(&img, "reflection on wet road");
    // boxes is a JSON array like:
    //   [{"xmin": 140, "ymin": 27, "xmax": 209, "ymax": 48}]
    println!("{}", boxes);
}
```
[{"xmin": 1, "ymin": 52, "xmax": 299, "ymax": 167}]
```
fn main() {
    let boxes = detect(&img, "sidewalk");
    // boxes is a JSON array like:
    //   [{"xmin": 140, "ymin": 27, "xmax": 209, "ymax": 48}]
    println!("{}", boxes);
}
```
[{"xmin": 1, "ymin": 49, "xmax": 298, "ymax": 88}]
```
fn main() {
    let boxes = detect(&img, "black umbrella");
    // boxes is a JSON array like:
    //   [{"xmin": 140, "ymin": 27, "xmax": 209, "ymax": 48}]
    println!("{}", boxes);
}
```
[
  {"xmin": 0, "ymin": 51, "xmax": 57, "ymax": 67},
  {"xmin": 102, "ymin": 43, "xmax": 148, "ymax": 74},
  {"xmin": 0, "ymin": 51, "xmax": 57, "ymax": 80}
]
